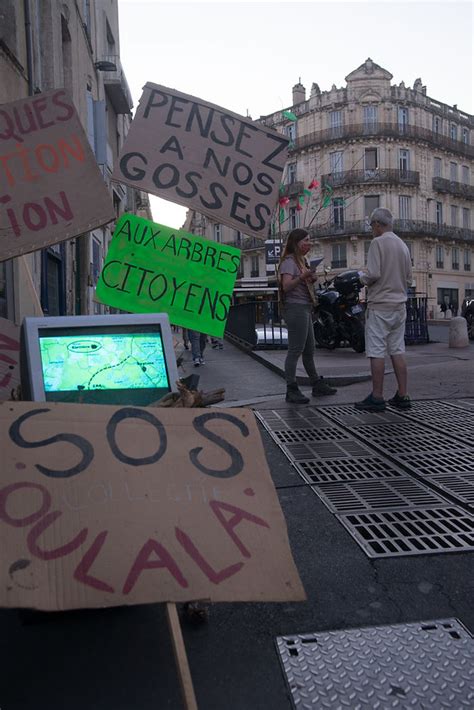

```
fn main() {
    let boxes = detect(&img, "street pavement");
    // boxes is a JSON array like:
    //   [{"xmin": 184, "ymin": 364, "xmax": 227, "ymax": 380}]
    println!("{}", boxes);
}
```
[{"xmin": 1, "ymin": 330, "xmax": 473, "ymax": 710}]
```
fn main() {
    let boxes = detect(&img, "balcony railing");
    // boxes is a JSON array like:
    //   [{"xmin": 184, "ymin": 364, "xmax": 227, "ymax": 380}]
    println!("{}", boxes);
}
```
[
  {"xmin": 279, "ymin": 181, "xmax": 304, "ymax": 197},
  {"xmin": 322, "ymin": 168, "xmax": 420, "ymax": 188},
  {"xmin": 309, "ymin": 219, "xmax": 474, "ymax": 244},
  {"xmin": 290, "ymin": 123, "xmax": 474, "ymax": 159},
  {"xmin": 432, "ymin": 177, "xmax": 474, "ymax": 201},
  {"xmin": 101, "ymin": 55, "xmax": 133, "ymax": 114}
]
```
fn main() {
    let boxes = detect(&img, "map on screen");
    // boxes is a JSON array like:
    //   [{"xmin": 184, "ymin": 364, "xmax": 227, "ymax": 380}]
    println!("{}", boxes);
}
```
[{"xmin": 39, "ymin": 332, "xmax": 169, "ymax": 394}]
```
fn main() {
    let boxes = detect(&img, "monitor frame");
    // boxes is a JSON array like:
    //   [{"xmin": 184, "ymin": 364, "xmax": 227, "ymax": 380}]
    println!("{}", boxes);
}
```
[{"xmin": 22, "ymin": 313, "xmax": 179, "ymax": 404}]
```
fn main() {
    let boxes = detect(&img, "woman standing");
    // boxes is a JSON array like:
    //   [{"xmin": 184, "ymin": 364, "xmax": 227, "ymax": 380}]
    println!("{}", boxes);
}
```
[{"xmin": 278, "ymin": 229, "xmax": 337, "ymax": 403}]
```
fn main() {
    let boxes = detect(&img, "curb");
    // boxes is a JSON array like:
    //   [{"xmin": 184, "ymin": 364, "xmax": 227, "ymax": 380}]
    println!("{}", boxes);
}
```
[{"xmin": 225, "ymin": 335, "xmax": 372, "ymax": 387}]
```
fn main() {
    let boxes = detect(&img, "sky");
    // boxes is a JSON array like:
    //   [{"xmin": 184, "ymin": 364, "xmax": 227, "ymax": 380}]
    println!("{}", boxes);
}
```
[{"xmin": 117, "ymin": 0, "xmax": 474, "ymax": 230}]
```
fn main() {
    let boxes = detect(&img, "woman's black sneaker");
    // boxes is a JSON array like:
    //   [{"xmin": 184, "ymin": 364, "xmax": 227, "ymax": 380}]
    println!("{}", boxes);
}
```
[
  {"xmin": 286, "ymin": 384, "xmax": 310, "ymax": 404},
  {"xmin": 388, "ymin": 392, "xmax": 411, "ymax": 409}
]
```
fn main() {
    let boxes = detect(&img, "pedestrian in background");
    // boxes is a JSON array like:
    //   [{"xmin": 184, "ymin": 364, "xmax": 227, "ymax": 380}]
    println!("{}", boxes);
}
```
[
  {"xmin": 356, "ymin": 207, "xmax": 413, "ymax": 411},
  {"xmin": 211, "ymin": 337, "xmax": 224, "ymax": 349},
  {"xmin": 188, "ymin": 330, "xmax": 207, "ymax": 367},
  {"xmin": 278, "ymin": 228, "xmax": 337, "ymax": 404},
  {"xmin": 182, "ymin": 327, "xmax": 190, "ymax": 350}
]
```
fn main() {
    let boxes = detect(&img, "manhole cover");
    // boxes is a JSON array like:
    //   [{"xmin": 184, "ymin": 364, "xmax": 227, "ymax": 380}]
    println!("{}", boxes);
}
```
[{"xmin": 276, "ymin": 618, "xmax": 474, "ymax": 709}]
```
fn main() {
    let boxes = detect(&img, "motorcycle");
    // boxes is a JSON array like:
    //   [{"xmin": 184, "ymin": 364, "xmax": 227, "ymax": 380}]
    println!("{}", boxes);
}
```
[
  {"xmin": 461, "ymin": 296, "xmax": 474, "ymax": 340},
  {"xmin": 313, "ymin": 269, "xmax": 366, "ymax": 353}
]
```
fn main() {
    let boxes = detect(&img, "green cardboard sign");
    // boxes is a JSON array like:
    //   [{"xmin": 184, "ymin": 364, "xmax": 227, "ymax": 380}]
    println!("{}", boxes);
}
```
[{"xmin": 95, "ymin": 215, "xmax": 241, "ymax": 338}]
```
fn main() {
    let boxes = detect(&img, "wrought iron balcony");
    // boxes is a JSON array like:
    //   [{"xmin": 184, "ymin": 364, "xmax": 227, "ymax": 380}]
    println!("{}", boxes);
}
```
[
  {"xmin": 309, "ymin": 219, "xmax": 474, "ymax": 244},
  {"xmin": 100, "ymin": 55, "xmax": 133, "ymax": 114},
  {"xmin": 432, "ymin": 177, "xmax": 474, "ymax": 201},
  {"xmin": 322, "ymin": 169, "xmax": 420, "ymax": 188},
  {"xmin": 279, "ymin": 181, "xmax": 304, "ymax": 197},
  {"xmin": 290, "ymin": 123, "xmax": 474, "ymax": 159}
]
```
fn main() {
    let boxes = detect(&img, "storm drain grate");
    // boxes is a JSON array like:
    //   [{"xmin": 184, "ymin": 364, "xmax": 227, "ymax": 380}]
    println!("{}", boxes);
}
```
[
  {"xmin": 447, "ymin": 399, "xmax": 474, "ymax": 412},
  {"xmin": 284, "ymin": 439, "xmax": 372, "ymax": 461},
  {"xmin": 337, "ymin": 506, "xmax": 474, "ymax": 557},
  {"xmin": 276, "ymin": 618, "xmax": 474, "ymax": 710},
  {"xmin": 396, "ymin": 450, "xmax": 474, "ymax": 477},
  {"xmin": 430, "ymin": 473, "xmax": 474, "ymax": 506},
  {"xmin": 295, "ymin": 457, "xmax": 405, "ymax": 484},
  {"xmin": 312, "ymin": 404, "xmax": 404, "ymax": 427},
  {"xmin": 312, "ymin": 478, "xmax": 448, "ymax": 513},
  {"xmin": 272, "ymin": 428, "xmax": 351, "ymax": 445},
  {"xmin": 256, "ymin": 409, "xmax": 328, "ymax": 432}
]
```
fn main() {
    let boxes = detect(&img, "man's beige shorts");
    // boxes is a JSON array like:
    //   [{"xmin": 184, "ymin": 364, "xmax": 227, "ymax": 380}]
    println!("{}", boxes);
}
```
[{"xmin": 365, "ymin": 307, "xmax": 407, "ymax": 358}]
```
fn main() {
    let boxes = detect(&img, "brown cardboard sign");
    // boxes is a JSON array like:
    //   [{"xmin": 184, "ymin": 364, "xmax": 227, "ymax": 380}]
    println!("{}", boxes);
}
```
[
  {"xmin": 0, "ymin": 317, "xmax": 20, "ymax": 399},
  {"xmin": 112, "ymin": 83, "xmax": 289, "ymax": 239},
  {"xmin": 0, "ymin": 90, "xmax": 115, "ymax": 261},
  {"xmin": 0, "ymin": 402, "xmax": 305, "ymax": 610}
]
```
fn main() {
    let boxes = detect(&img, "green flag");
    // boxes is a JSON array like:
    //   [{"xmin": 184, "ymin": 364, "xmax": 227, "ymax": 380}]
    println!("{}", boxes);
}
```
[
  {"xmin": 96, "ymin": 214, "xmax": 241, "ymax": 338},
  {"xmin": 282, "ymin": 110, "xmax": 297, "ymax": 121}
]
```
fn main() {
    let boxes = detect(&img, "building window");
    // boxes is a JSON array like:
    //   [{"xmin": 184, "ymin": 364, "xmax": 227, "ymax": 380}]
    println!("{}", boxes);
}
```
[
  {"xmin": 398, "ymin": 107, "xmax": 409, "ymax": 133},
  {"xmin": 437, "ymin": 288, "xmax": 458, "ymax": 309},
  {"xmin": 363, "ymin": 105, "xmax": 377, "ymax": 132},
  {"xmin": 289, "ymin": 207, "xmax": 299, "ymax": 229},
  {"xmin": 450, "ymin": 123, "xmax": 457, "ymax": 141},
  {"xmin": 234, "ymin": 230, "xmax": 242, "ymax": 245},
  {"xmin": 399, "ymin": 195, "xmax": 411, "ymax": 221},
  {"xmin": 330, "ymin": 151, "xmax": 344, "ymax": 175},
  {"xmin": 464, "ymin": 249, "xmax": 471, "ymax": 271},
  {"xmin": 329, "ymin": 110, "xmax": 343, "ymax": 137},
  {"xmin": 436, "ymin": 245, "xmax": 444, "ymax": 269},
  {"xmin": 364, "ymin": 148, "xmax": 378, "ymax": 173},
  {"xmin": 399, "ymin": 149, "xmax": 410, "ymax": 175},
  {"xmin": 463, "ymin": 208, "xmax": 471, "ymax": 229},
  {"xmin": 433, "ymin": 157, "xmax": 442, "ymax": 177},
  {"xmin": 92, "ymin": 239, "xmax": 101, "ymax": 285},
  {"xmin": 436, "ymin": 201, "xmax": 443, "ymax": 226},
  {"xmin": 364, "ymin": 195, "xmax": 380, "ymax": 219},
  {"xmin": 452, "ymin": 247, "xmax": 460, "ymax": 270},
  {"xmin": 213, "ymin": 224, "xmax": 222, "ymax": 242},
  {"xmin": 331, "ymin": 244, "xmax": 347, "ymax": 269},
  {"xmin": 286, "ymin": 123, "xmax": 296, "ymax": 142},
  {"xmin": 364, "ymin": 241, "xmax": 371, "ymax": 266},
  {"xmin": 251, "ymin": 255, "xmax": 259, "ymax": 277},
  {"xmin": 462, "ymin": 127, "xmax": 469, "ymax": 144},
  {"xmin": 433, "ymin": 115, "xmax": 441, "ymax": 134},
  {"xmin": 287, "ymin": 162, "xmax": 297, "ymax": 184},
  {"xmin": 451, "ymin": 205, "xmax": 458, "ymax": 227},
  {"xmin": 462, "ymin": 165, "xmax": 470, "ymax": 185},
  {"xmin": 332, "ymin": 198, "xmax": 344, "ymax": 227},
  {"xmin": 404, "ymin": 241, "xmax": 414, "ymax": 265},
  {"xmin": 450, "ymin": 162, "xmax": 458, "ymax": 182}
]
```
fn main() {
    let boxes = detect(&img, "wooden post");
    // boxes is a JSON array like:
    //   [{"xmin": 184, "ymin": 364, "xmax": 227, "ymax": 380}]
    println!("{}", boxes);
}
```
[{"xmin": 166, "ymin": 602, "xmax": 198, "ymax": 710}]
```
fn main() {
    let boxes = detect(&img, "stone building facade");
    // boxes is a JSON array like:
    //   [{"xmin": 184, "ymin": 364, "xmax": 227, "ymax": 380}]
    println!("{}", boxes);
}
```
[
  {"xmin": 186, "ymin": 59, "xmax": 474, "ymax": 316},
  {"xmin": 0, "ymin": 0, "xmax": 151, "ymax": 322}
]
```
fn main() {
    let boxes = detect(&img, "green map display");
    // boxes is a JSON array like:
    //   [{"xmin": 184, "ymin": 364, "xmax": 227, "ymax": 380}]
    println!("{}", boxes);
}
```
[
  {"xmin": 95, "ymin": 215, "xmax": 241, "ymax": 338},
  {"xmin": 39, "ymin": 332, "xmax": 170, "ymax": 404}
]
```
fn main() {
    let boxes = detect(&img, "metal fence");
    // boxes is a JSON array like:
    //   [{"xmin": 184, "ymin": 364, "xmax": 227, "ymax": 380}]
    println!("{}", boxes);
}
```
[{"xmin": 226, "ymin": 296, "xmax": 430, "ymax": 349}]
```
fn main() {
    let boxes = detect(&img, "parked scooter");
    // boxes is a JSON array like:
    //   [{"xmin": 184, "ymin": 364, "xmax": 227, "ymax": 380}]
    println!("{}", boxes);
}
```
[{"xmin": 313, "ymin": 268, "xmax": 366, "ymax": 353}]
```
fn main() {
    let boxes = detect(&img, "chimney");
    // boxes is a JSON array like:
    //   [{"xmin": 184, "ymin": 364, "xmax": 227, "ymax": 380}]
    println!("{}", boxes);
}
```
[{"xmin": 292, "ymin": 80, "xmax": 306, "ymax": 105}]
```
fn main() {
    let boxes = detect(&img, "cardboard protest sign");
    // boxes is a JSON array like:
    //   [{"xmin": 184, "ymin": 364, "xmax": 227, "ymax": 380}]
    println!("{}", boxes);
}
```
[
  {"xmin": 0, "ymin": 317, "xmax": 20, "ymax": 399},
  {"xmin": 95, "ymin": 214, "xmax": 241, "ymax": 337},
  {"xmin": 112, "ymin": 83, "xmax": 289, "ymax": 239},
  {"xmin": 0, "ymin": 402, "xmax": 305, "ymax": 611},
  {"xmin": 0, "ymin": 90, "xmax": 115, "ymax": 261}
]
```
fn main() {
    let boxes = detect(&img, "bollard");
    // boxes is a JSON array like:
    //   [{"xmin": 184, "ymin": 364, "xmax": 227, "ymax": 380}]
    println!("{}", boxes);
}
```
[{"xmin": 448, "ymin": 316, "xmax": 469, "ymax": 348}]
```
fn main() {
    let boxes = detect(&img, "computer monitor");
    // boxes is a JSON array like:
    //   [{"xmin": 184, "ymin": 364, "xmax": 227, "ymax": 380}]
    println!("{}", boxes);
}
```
[{"xmin": 21, "ymin": 313, "xmax": 179, "ymax": 406}]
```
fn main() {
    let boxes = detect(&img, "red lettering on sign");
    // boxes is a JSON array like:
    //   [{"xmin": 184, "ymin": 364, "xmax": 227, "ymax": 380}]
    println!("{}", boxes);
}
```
[
  {"xmin": 209, "ymin": 500, "xmax": 270, "ymax": 558},
  {"xmin": 123, "ymin": 538, "xmax": 189, "ymax": 594},
  {"xmin": 27, "ymin": 510, "xmax": 88, "ymax": 561},
  {"xmin": 175, "ymin": 527, "xmax": 244, "ymax": 583},
  {"xmin": 0, "ymin": 481, "xmax": 51, "ymax": 527},
  {"xmin": 74, "ymin": 530, "xmax": 114, "ymax": 593}
]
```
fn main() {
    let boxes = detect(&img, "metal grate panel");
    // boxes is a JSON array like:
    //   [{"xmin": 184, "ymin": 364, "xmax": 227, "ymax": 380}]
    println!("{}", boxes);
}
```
[
  {"xmin": 283, "ymin": 439, "xmax": 372, "ymax": 461},
  {"xmin": 255, "ymin": 409, "xmax": 328, "ymax": 431},
  {"xmin": 397, "ymin": 450, "xmax": 474, "ymax": 477},
  {"xmin": 353, "ymin": 423, "xmax": 470, "ymax": 455},
  {"xmin": 276, "ymin": 618, "xmax": 474, "ymax": 710},
  {"xmin": 272, "ymin": 427, "xmax": 350, "ymax": 445},
  {"xmin": 338, "ymin": 506, "xmax": 474, "ymax": 557},
  {"xmin": 431, "ymin": 473, "xmax": 474, "ymax": 506},
  {"xmin": 312, "ymin": 478, "xmax": 448, "ymax": 513},
  {"xmin": 295, "ymin": 457, "xmax": 406, "ymax": 484},
  {"xmin": 313, "ymin": 404, "xmax": 404, "ymax": 426}
]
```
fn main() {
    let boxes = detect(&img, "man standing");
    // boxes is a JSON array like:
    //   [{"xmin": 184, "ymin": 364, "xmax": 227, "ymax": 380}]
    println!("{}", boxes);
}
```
[{"xmin": 355, "ymin": 208, "xmax": 413, "ymax": 411}]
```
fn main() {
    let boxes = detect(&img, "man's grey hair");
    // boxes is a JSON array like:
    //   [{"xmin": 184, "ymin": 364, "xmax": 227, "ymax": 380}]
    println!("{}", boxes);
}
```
[{"xmin": 370, "ymin": 207, "xmax": 393, "ymax": 227}]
